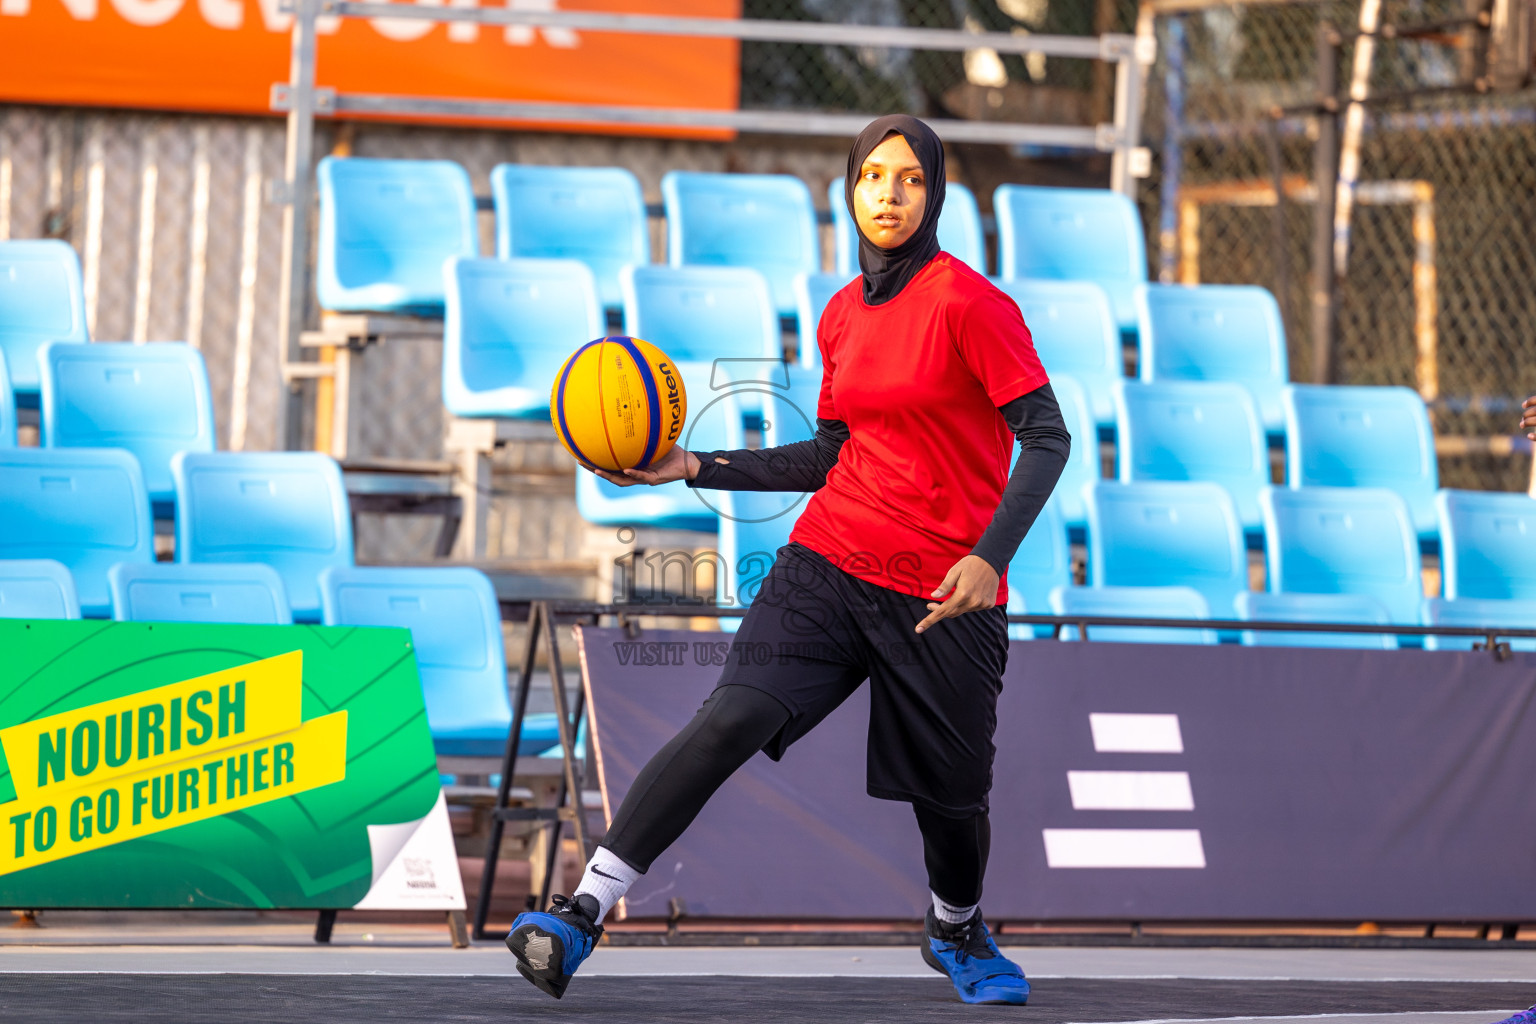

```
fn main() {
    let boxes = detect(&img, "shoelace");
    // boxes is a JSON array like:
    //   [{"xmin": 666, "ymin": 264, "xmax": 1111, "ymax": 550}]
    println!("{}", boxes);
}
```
[
  {"xmin": 549, "ymin": 894, "xmax": 590, "ymax": 923},
  {"xmin": 936, "ymin": 918, "xmax": 996, "ymax": 964}
]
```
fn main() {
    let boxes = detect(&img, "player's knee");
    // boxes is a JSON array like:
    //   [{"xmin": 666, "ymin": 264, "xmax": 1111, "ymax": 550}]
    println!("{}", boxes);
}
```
[{"xmin": 695, "ymin": 686, "xmax": 786, "ymax": 757}]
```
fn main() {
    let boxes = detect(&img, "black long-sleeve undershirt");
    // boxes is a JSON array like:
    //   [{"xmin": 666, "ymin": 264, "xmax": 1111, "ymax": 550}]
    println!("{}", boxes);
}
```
[{"xmin": 685, "ymin": 384, "xmax": 1072, "ymax": 575}]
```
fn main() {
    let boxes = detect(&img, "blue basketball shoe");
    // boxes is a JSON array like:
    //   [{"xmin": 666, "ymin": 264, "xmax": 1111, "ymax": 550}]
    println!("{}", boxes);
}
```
[
  {"xmin": 505, "ymin": 892, "xmax": 603, "ymax": 999},
  {"xmin": 1488, "ymin": 1008, "xmax": 1536, "ymax": 1024},
  {"xmin": 921, "ymin": 906, "xmax": 1030, "ymax": 1005}
]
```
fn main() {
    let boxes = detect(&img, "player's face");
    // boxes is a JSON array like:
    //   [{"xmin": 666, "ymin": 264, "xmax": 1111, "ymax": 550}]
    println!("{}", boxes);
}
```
[{"xmin": 853, "ymin": 133, "xmax": 928, "ymax": 250}]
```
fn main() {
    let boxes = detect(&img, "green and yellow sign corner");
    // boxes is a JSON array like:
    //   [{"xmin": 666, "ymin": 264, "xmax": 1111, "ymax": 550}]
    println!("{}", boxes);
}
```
[{"xmin": 0, "ymin": 620, "xmax": 444, "ymax": 909}]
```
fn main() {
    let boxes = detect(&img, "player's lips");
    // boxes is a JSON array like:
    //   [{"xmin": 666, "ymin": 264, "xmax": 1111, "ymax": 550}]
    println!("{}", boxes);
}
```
[{"xmin": 873, "ymin": 214, "xmax": 902, "ymax": 227}]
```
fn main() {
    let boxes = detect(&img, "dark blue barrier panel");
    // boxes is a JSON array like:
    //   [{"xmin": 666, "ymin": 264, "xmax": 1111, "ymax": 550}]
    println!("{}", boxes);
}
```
[{"xmin": 576, "ymin": 627, "xmax": 1536, "ymax": 921}]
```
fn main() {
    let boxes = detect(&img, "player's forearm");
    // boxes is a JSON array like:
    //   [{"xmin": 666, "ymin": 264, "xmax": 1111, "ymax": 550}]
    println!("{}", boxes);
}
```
[
  {"xmin": 970, "ymin": 385, "xmax": 1073, "ymax": 576},
  {"xmin": 685, "ymin": 418, "xmax": 850, "ymax": 492}
]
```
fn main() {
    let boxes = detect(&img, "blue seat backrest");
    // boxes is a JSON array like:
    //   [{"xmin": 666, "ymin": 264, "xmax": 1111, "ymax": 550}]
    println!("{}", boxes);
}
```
[
  {"xmin": 622, "ymin": 264, "xmax": 781, "ymax": 366},
  {"xmin": 828, "ymin": 178, "xmax": 986, "ymax": 276},
  {"xmin": 0, "ymin": 239, "xmax": 89, "ymax": 396},
  {"xmin": 1137, "ymin": 284, "xmax": 1288, "ymax": 431},
  {"xmin": 443, "ymin": 257, "xmax": 604, "ymax": 420},
  {"xmin": 1044, "ymin": 374, "xmax": 1100, "ymax": 532},
  {"xmin": 0, "ymin": 353, "xmax": 15, "ymax": 446},
  {"xmin": 1422, "ymin": 596, "xmax": 1536, "ymax": 652},
  {"xmin": 993, "ymin": 185, "xmax": 1146, "ymax": 329},
  {"xmin": 320, "ymin": 566, "xmax": 511, "ymax": 741},
  {"xmin": 1049, "ymin": 584, "xmax": 1217, "ymax": 645},
  {"xmin": 1087, "ymin": 480, "xmax": 1247, "ymax": 615},
  {"xmin": 1235, "ymin": 591, "xmax": 1396, "ymax": 649},
  {"xmin": 1115, "ymin": 380, "xmax": 1267, "ymax": 532},
  {"xmin": 1284, "ymin": 384, "xmax": 1439, "ymax": 539},
  {"xmin": 1437, "ymin": 490, "xmax": 1536, "ymax": 600},
  {"xmin": 992, "ymin": 279, "xmax": 1121, "ymax": 427},
  {"xmin": 173, "ymin": 451, "xmax": 353, "ymax": 623},
  {"xmin": 763, "ymin": 364, "xmax": 824, "ymax": 447},
  {"xmin": 0, "ymin": 447, "xmax": 152, "ymax": 617},
  {"xmin": 0, "ymin": 560, "xmax": 81, "ymax": 620},
  {"xmin": 1261, "ymin": 486, "xmax": 1422, "ymax": 624},
  {"xmin": 491, "ymin": 163, "xmax": 648, "ymax": 310},
  {"xmin": 40, "ymin": 341, "xmax": 215, "ymax": 507},
  {"xmin": 1006, "ymin": 499, "xmax": 1070, "ymax": 638},
  {"xmin": 109, "ymin": 562, "xmax": 292, "ymax": 625},
  {"xmin": 663, "ymin": 171, "xmax": 818, "ymax": 317},
  {"xmin": 793, "ymin": 273, "xmax": 857, "ymax": 367},
  {"xmin": 316, "ymin": 157, "xmax": 476, "ymax": 315}
]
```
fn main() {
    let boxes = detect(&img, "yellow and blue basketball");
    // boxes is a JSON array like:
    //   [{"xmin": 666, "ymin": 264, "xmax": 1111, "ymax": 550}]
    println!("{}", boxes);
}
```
[{"xmin": 550, "ymin": 336, "xmax": 687, "ymax": 472}]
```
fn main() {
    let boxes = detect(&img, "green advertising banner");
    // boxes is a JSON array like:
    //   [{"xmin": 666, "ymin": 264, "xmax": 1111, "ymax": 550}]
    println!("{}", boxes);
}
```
[{"xmin": 0, "ymin": 620, "xmax": 462, "ymax": 910}]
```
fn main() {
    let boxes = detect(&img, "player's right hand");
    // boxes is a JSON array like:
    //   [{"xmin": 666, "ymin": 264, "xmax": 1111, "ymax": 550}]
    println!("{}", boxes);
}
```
[
  {"xmin": 589, "ymin": 446, "xmax": 699, "ymax": 487},
  {"xmin": 1522, "ymin": 395, "xmax": 1536, "ymax": 440}
]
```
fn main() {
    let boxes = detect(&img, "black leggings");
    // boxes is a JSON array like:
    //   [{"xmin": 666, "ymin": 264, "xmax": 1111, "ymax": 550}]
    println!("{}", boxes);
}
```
[{"xmin": 601, "ymin": 684, "xmax": 991, "ymax": 908}]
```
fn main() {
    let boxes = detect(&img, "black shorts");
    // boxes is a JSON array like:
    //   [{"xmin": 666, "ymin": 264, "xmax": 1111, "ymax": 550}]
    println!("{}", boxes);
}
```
[{"xmin": 716, "ymin": 541, "xmax": 1009, "ymax": 817}]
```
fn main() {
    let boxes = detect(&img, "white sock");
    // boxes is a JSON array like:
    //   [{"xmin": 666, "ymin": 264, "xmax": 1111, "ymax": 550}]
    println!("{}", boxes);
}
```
[
  {"xmin": 574, "ymin": 846, "xmax": 643, "ymax": 925},
  {"xmin": 932, "ymin": 891, "xmax": 979, "ymax": 926}
]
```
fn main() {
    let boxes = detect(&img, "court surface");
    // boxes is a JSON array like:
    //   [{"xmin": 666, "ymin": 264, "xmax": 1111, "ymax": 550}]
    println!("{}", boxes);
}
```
[{"xmin": 2, "ymin": 920, "xmax": 1532, "ymax": 1024}]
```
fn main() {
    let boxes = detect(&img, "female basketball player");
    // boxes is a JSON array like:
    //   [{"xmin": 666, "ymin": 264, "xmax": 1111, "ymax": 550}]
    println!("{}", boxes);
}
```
[{"xmin": 507, "ymin": 115, "xmax": 1072, "ymax": 1006}]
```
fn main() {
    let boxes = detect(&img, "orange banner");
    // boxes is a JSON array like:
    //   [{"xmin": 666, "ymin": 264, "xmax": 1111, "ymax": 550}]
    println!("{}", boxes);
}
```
[{"xmin": 0, "ymin": 0, "xmax": 740, "ymax": 135}]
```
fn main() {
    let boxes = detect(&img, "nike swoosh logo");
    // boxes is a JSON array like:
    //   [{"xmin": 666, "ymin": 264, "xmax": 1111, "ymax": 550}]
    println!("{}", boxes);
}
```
[{"xmin": 592, "ymin": 867, "xmax": 624, "ymax": 882}]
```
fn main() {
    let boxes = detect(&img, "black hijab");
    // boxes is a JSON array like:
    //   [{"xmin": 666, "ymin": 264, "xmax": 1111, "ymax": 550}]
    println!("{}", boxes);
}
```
[{"xmin": 845, "ymin": 114, "xmax": 947, "ymax": 306}]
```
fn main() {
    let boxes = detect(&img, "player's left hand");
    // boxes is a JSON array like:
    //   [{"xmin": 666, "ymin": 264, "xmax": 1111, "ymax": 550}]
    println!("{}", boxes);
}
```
[
  {"xmin": 915, "ymin": 555, "xmax": 999, "ymax": 634},
  {"xmin": 1521, "ymin": 395, "xmax": 1536, "ymax": 440}
]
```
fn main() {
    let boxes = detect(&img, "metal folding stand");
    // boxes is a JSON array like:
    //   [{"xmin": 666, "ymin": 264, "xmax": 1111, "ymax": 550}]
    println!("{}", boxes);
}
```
[{"xmin": 472, "ymin": 600, "xmax": 599, "ymax": 941}]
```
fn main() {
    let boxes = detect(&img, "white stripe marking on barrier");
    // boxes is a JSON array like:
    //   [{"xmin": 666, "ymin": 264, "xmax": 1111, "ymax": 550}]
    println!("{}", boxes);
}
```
[
  {"xmin": 1043, "ymin": 828, "xmax": 1206, "ymax": 868},
  {"xmin": 1090, "ymin": 713, "xmax": 1184, "ymax": 753},
  {"xmin": 1067, "ymin": 771, "xmax": 1195, "ymax": 811}
]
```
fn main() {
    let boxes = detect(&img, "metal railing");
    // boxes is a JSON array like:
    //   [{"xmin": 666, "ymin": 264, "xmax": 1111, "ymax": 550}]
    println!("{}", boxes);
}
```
[
  {"xmin": 552, "ymin": 599, "xmax": 1536, "ymax": 655},
  {"xmin": 267, "ymin": 3, "xmax": 1154, "ymax": 450}
]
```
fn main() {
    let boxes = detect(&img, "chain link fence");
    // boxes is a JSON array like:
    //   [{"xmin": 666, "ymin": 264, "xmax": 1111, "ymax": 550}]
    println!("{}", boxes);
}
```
[{"xmin": 1137, "ymin": 0, "xmax": 1536, "ymax": 493}]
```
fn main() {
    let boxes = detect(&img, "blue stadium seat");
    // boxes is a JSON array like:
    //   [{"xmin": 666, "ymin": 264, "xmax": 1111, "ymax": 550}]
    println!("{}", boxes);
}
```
[
  {"xmin": 1006, "ymin": 499, "xmax": 1071, "ymax": 640},
  {"xmin": 1049, "ymin": 584, "xmax": 1217, "ymax": 645},
  {"xmin": 1437, "ymin": 490, "xmax": 1536, "ymax": 600},
  {"xmin": 1234, "ymin": 591, "xmax": 1397, "ymax": 649},
  {"xmin": 829, "ymin": 179, "xmax": 986, "ymax": 276},
  {"xmin": 442, "ymin": 257, "xmax": 603, "ymax": 420},
  {"xmin": 993, "ymin": 186, "xmax": 1146, "ymax": 331},
  {"xmin": 1086, "ymin": 481, "xmax": 1248, "ymax": 616},
  {"xmin": 491, "ymin": 163, "xmax": 648, "ymax": 311},
  {"xmin": 39, "ymin": 341, "xmax": 216, "ymax": 512},
  {"xmin": 1115, "ymin": 380, "xmax": 1268, "ymax": 535},
  {"xmin": 316, "ymin": 157, "xmax": 476, "ymax": 315},
  {"xmin": 0, "ymin": 239, "xmax": 88, "ymax": 400},
  {"xmin": 717, "ymin": 488, "xmax": 810, "ymax": 632},
  {"xmin": 1137, "ymin": 284, "xmax": 1288, "ymax": 435},
  {"xmin": 662, "ymin": 171, "xmax": 818, "ymax": 317},
  {"xmin": 1422, "ymin": 597, "xmax": 1536, "ymax": 653},
  {"xmin": 319, "ymin": 566, "xmax": 560, "ymax": 758},
  {"xmin": 762, "ymin": 363, "xmax": 823, "ymax": 446},
  {"xmin": 792, "ymin": 272, "xmax": 856, "ymax": 367},
  {"xmin": 109, "ymin": 562, "xmax": 292, "ymax": 625},
  {"xmin": 1046, "ymin": 374, "xmax": 1101, "ymax": 536},
  {"xmin": 0, "ymin": 447, "xmax": 153, "ymax": 618},
  {"xmin": 1260, "ymin": 486, "xmax": 1423, "ymax": 625},
  {"xmin": 1284, "ymin": 384, "xmax": 1438, "ymax": 541},
  {"xmin": 0, "ymin": 560, "xmax": 81, "ymax": 620},
  {"xmin": 574, "ymin": 358, "xmax": 740, "ymax": 531},
  {"xmin": 992, "ymin": 279, "xmax": 1121, "ymax": 429},
  {"xmin": 622, "ymin": 265, "xmax": 782, "ymax": 365},
  {"xmin": 0, "ymin": 353, "xmax": 14, "ymax": 447},
  {"xmin": 173, "ymin": 452, "xmax": 353, "ymax": 623}
]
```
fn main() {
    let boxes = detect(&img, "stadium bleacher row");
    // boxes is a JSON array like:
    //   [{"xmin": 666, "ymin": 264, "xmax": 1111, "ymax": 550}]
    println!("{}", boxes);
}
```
[{"xmin": 2, "ymin": 160, "xmax": 1534, "ymax": 763}]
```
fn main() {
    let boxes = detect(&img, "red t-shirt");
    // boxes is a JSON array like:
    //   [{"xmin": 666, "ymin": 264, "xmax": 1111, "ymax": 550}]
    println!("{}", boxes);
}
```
[{"xmin": 788, "ymin": 252, "xmax": 1050, "ymax": 607}]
